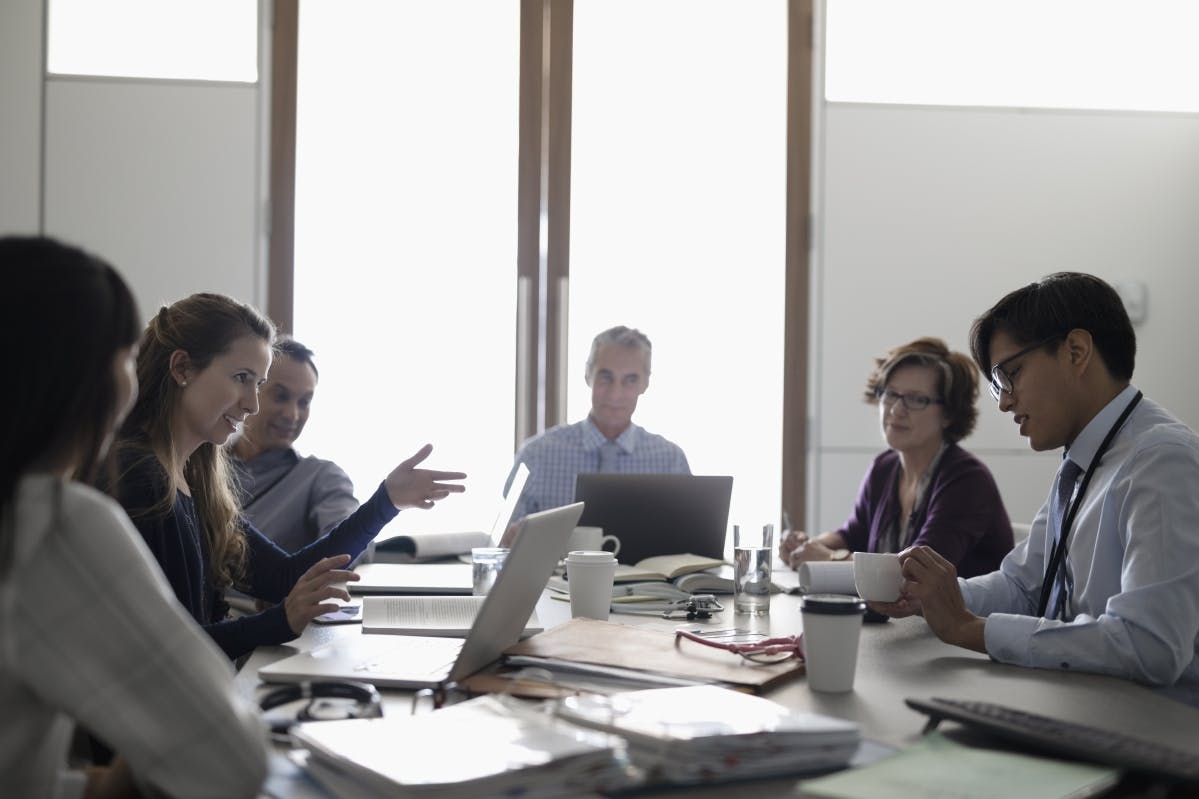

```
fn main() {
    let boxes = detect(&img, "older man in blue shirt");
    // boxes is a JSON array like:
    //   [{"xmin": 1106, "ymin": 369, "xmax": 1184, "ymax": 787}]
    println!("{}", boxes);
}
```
[
  {"xmin": 880, "ymin": 273, "xmax": 1199, "ymax": 690},
  {"xmin": 504, "ymin": 326, "xmax": 690, "ymax": 524}
]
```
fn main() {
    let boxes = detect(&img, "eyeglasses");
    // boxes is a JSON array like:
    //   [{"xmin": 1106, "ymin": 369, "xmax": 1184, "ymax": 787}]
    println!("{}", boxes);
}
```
[
  {"xmin": 675, "ymin": 628, "xmax": 804, "ymax": 664},
  {"xmin": 988, "ymin": 335, "xmax": 1061, "ymax": 402},
  {"xmin": 876, "ymin": 388, "xmax": 943, "ymax": 412}
]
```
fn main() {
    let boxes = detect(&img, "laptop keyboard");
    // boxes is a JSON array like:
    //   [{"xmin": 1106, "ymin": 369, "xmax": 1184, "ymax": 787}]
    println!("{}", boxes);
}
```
[
  {"xmin": 353, "ymin": 638, "xmax": 462, "ymax": 678},
  {"xmin": 905, "ymin": 697, "xmax": 1199, "ymax": 782}
]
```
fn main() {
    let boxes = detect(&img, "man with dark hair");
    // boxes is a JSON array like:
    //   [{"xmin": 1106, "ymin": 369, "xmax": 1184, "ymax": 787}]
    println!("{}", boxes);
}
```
[
  {"xmin": 504, "ymin": 325, "xmax": 689, "ymax": 523},
  {"xmin": 231, "ymin": 336, "xmax": 360, "ymax": 553},
  {"xmin": 881, "ymin": 272, "xmax": 1199, "ymax": 689}
]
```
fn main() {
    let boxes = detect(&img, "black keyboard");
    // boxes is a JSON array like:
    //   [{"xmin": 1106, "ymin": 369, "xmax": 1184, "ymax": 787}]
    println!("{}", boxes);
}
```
[{"xmin": 905, "ymin": 697, "xmax": 1199, "ymax": 783}]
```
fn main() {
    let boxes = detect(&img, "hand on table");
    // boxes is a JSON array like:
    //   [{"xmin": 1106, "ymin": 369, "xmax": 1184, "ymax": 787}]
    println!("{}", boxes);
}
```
[
  {"xmin": 284, "ymin": 554, "xmax": 360, "ymax": 634},
  {"xmin": 778, "ymin": 529, "xmax": 836, "ymax": 569}
]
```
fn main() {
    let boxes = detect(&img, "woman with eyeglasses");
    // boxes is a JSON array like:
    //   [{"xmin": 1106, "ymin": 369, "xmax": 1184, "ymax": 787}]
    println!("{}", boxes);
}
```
[{"xmin": 780, "ymin": 337, "xmax": 1012, "ymax": 578}]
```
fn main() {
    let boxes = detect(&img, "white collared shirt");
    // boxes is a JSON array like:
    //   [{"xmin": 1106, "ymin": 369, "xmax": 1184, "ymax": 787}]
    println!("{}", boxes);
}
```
[{"xmin": 961, "ymin": 386, "xmax": 1199, "ymax": 687}]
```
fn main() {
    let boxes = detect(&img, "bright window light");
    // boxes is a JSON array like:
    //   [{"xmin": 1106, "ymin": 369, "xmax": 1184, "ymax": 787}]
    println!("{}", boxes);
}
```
[
  {"xmin": 47, "ymin": 0, "xmax": 257, "ymax": 82},
  {"xmin": 293, "ymin": 1, "xmax": 520, "ymax": 535},
  {"xmin": 571, "ymin": 0, "xmax": 788, "ymax": 542},
  {"xmin": 826, "ymin": 0, "xmax": 1199, "ymax": 113}
]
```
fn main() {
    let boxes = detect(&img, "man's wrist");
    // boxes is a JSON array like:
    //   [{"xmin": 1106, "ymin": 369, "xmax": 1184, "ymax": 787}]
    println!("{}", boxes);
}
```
[{"xmin": 950, "ymin": 615, "xmax": 987, "ymax": 653}]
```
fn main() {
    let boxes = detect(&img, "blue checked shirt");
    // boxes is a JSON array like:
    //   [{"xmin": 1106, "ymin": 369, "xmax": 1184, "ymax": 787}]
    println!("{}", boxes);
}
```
[{"xmin": 505, "ymin": 418, "xmax": 690, "ymax": 520}]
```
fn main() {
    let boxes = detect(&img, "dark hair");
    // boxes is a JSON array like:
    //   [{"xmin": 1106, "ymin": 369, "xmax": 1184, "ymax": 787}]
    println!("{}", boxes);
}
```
[
  {"xmin": 864, "ymin": 337, "xmax": 979, "ymax": 443},
  {"xmin": 0, "ymin": 236, "xmax": 141, "ymax": 568},
  {"xmin": 118, "ymin": 293, "xmax": 276, "ymax": 587},
  {"xmin": 275, "ymin": 335, "xmax": 318, "ymax": 379},
  {"xmin": 969, "ymin": 272, "xmax": 1135, "ymax": 381}
]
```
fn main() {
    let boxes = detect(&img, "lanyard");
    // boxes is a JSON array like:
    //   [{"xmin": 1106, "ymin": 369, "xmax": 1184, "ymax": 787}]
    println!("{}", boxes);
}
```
[{"xmin": 1036, "ymin": 390, "xmax": 1142, "ymax": 618}]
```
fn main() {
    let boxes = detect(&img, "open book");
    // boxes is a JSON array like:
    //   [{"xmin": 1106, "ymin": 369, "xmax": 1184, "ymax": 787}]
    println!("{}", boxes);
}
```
[
  {"xmin": 372, "ymin": 530, "xmax": 491, "ymax": 563},
  {"xmin": 610, "ymin": 553, "xmax": 726, "ymax": 583}
]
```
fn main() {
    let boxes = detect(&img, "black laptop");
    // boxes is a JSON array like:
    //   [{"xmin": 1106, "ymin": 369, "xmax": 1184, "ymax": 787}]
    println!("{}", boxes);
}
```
[{"xmin": 573, "ymin": 473, "xmax": 734, "ymax": 565}]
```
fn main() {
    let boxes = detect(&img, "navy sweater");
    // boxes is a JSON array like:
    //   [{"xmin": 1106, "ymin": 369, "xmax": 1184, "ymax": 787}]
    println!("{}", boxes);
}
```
[{"xmin": 116, "ymin": 455, "xmax": 396, "ymax": 659}]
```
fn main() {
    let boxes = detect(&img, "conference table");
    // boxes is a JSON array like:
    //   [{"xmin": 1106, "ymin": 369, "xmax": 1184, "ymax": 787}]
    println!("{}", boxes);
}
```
[{"xmin": 239, "ymin": 576, "xmax": 1199, "ymax": 797}]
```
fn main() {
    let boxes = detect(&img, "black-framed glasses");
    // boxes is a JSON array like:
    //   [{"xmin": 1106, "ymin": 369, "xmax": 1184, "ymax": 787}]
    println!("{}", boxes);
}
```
[
  {"xmin": 876, "ymin": 388, "xmax": 943, "ymax": 412},
  {"xmin": 988, "ymin": 335, "xmax": 1061, "ymax": 402}
]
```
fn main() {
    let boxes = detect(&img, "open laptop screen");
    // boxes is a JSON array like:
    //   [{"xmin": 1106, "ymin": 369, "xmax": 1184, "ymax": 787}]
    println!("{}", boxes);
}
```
[{"xmin": 573, "ymin": 474, "xmax": 733, "ymax": 565}]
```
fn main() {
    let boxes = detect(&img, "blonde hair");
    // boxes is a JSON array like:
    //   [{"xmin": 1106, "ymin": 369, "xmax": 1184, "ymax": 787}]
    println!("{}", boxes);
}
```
[{"xmin": 117, "ymin": 293, "xmax": 275, "ymax": 588}]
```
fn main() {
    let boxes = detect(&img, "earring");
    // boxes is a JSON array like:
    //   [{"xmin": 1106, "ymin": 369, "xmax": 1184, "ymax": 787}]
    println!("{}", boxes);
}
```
[{"xmin": 180, "ymin": 380, "xmax": 188, "ymax": 387}]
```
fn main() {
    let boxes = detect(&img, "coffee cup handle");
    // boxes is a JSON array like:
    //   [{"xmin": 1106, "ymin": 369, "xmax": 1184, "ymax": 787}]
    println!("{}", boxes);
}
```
[{"xmin": 601, "ymin": 535, "xmax": 621, "ymax": 557}]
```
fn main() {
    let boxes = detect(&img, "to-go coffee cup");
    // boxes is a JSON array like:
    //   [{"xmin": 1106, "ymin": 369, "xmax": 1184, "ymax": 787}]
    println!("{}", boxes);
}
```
[
  {"xmin": 564, "ymin": 550, "xmax": 618, "ymax": 620},
  {"xmin": 800, "ymin": 593, "xmax": 867, "ymax": 692}
]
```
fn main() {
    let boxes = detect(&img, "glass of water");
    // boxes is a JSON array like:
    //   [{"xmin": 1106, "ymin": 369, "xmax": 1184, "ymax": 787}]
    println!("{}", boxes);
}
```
[{"xmin": 733, "ymin": 524, "xmax": 773, "ymax": 615}]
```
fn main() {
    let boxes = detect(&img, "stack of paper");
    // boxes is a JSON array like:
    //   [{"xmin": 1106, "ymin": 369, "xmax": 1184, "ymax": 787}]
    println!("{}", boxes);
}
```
[
  {"xmin": 291, "ymin": 695, "xmax": 634, "ymax": 798},
  {"xmin": 554, "ymin": 684, "xmax": 861, "ymax": 785}
]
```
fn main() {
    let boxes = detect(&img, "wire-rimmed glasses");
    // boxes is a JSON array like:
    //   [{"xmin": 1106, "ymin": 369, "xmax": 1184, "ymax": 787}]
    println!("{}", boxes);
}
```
[
  {"xmin": 876, "ymin": 388, "xmax": 943, "ymax": 412},
  {"xmin": 988, "ymin": 335, "xmax": 1061, "ymax": 402}
]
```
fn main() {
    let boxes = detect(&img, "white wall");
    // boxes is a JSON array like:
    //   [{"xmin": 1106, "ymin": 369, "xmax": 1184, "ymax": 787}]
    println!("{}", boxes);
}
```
[
  {"xmin": 0, "ymin": 1, "xmax": 264, "ymax": 319},
  {"xmin": 811, "ymin": 104, "xmax": 1199, "ymax": 531},
  {"xmin": 43, "ymin": 78, "xmax": 260, "ymax": 317},
  {"xmin": 0, "ymin": 0, "xmax": 43, "ymax": 233}
]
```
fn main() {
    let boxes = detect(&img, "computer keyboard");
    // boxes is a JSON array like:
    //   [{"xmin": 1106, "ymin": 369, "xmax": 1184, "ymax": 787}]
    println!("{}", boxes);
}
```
[{"xmin": 905, "ymin": 697, "xmax": 1199, "ymax": 783}]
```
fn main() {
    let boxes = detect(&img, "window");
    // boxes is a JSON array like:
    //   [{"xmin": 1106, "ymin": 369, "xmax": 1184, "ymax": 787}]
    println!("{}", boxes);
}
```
[
  {"xmin": 570, "ymin": 0, "xmax": 788, "ymax": 539},
  {"xmin": 825, "ymin": 0, "xmax": 1199, "ymax": 113},
  {"xmin": 47, "ymin": 0, "xmax": 257, "ymax": 82},
  {"xmin": 292, "ymin": 0, "xmax": 520, "ymax": 533}
]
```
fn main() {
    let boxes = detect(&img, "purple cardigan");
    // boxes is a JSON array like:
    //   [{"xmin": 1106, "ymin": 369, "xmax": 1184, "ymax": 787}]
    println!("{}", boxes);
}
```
[{"xmin": 839, "ymin": 443, "xmax": 1012, "ymax": 578}]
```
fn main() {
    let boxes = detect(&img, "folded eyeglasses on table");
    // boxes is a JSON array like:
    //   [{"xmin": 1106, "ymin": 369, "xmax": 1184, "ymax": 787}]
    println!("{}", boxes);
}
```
[{"xmin": 610, "ymin": 594, "xmax": 726, "ymax": 620}]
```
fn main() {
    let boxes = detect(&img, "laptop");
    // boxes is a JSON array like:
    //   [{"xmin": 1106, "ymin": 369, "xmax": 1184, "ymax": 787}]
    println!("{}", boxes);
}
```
[
  {"xmin": 573, "ymin": 473, "xmax": 733, "ymax": 565},
  {"xmin": 352, "ymin": 464, "xmax": 529, "ymax": 595},
  {"xmin": 258, "ymin": 502, "xmax": 583, "ymax": 689}
]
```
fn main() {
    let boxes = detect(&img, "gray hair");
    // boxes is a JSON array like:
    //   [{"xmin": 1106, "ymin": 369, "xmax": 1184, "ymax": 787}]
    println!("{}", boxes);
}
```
[{"xmin": 585, "ymin": 326, "xmax": 652, "ymax": 383}]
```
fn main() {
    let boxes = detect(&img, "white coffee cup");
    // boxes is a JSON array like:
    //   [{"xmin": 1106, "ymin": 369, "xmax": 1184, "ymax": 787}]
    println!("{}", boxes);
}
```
[
  {"xmin": 564, "ymin": 550, "xmax": 618, "ymax": 621},
  {"xmin": 800, "ymin": 593, "xmax": 867, "ymax": 692},
  {"xmin": 797, "ymin": 561, "xmax": 857, "ymax": 595},
  {"xmin": 564, "ymin": 526, "xmax": 621, "ymax": 560},
  {"xmin": 853, "ymin": 552, "xmax": 903, "ymax": 602}
]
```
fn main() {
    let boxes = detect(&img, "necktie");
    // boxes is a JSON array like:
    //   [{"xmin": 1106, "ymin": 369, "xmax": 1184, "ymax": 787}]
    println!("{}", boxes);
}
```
[
  {"xmin": 598, "ymin": 440, "xmax": 620, "ymax": 472},
  {"xmin": 1046, "ymin": 457, "xmax": 1083, "ymax": 620}
]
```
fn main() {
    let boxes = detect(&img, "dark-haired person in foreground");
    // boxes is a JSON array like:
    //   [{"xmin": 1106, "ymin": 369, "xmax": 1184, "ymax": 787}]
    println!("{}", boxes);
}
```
[
  {"xmin": 231, "ymin": 336, "xmax": 360, "ymax": 554},
  {"xmin": 879, "ymin": 273, "xmax": 1199, "ymax": 688},
  {"xmin": 0, "ymin": 237, "xmax": 266, "ymax": 797}
]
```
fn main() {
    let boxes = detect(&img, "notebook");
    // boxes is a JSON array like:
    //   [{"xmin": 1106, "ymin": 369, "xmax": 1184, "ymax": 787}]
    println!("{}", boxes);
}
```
[
  {"xmin": 361, "ymin": 595, "xmax": 542, "ymax": 637},
  {"xmin": 573, "ymin": 474, "xmax": 734, "ymax": 565},
  {"xmin": 353, "ymin": 463, "xmax": 530, "ymax": 595},
  {"xmin": 258, "ymin": 502, "xmax": 583, "ymax": 689}
]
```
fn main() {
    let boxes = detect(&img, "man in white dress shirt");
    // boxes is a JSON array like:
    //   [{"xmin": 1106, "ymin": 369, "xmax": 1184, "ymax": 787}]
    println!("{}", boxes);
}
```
[{"xmin": 880, "ymin": 272, "xmax": 1199, "ymax": 689}]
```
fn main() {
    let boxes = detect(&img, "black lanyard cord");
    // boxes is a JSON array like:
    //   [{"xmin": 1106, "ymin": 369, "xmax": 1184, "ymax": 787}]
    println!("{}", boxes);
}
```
[{"xmin": 1036, "ymin": 391, "xmax": 1143, "ymax": 618}]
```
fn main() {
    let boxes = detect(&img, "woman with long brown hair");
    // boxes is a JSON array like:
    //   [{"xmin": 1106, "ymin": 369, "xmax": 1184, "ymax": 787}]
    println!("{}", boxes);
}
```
[{"xmin": 113, "ymin": 293, "xmax": 465, "ymax": 659}]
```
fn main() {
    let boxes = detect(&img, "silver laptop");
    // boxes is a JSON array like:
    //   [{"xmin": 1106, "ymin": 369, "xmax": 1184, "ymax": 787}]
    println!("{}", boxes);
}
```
[
  {"xmin": 352, "ymin": 464, "xmax": 530, "ymax": 595},
  {"xmin": 258, "ymin": 502, "xmax": 583, "ymax": 689}
]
